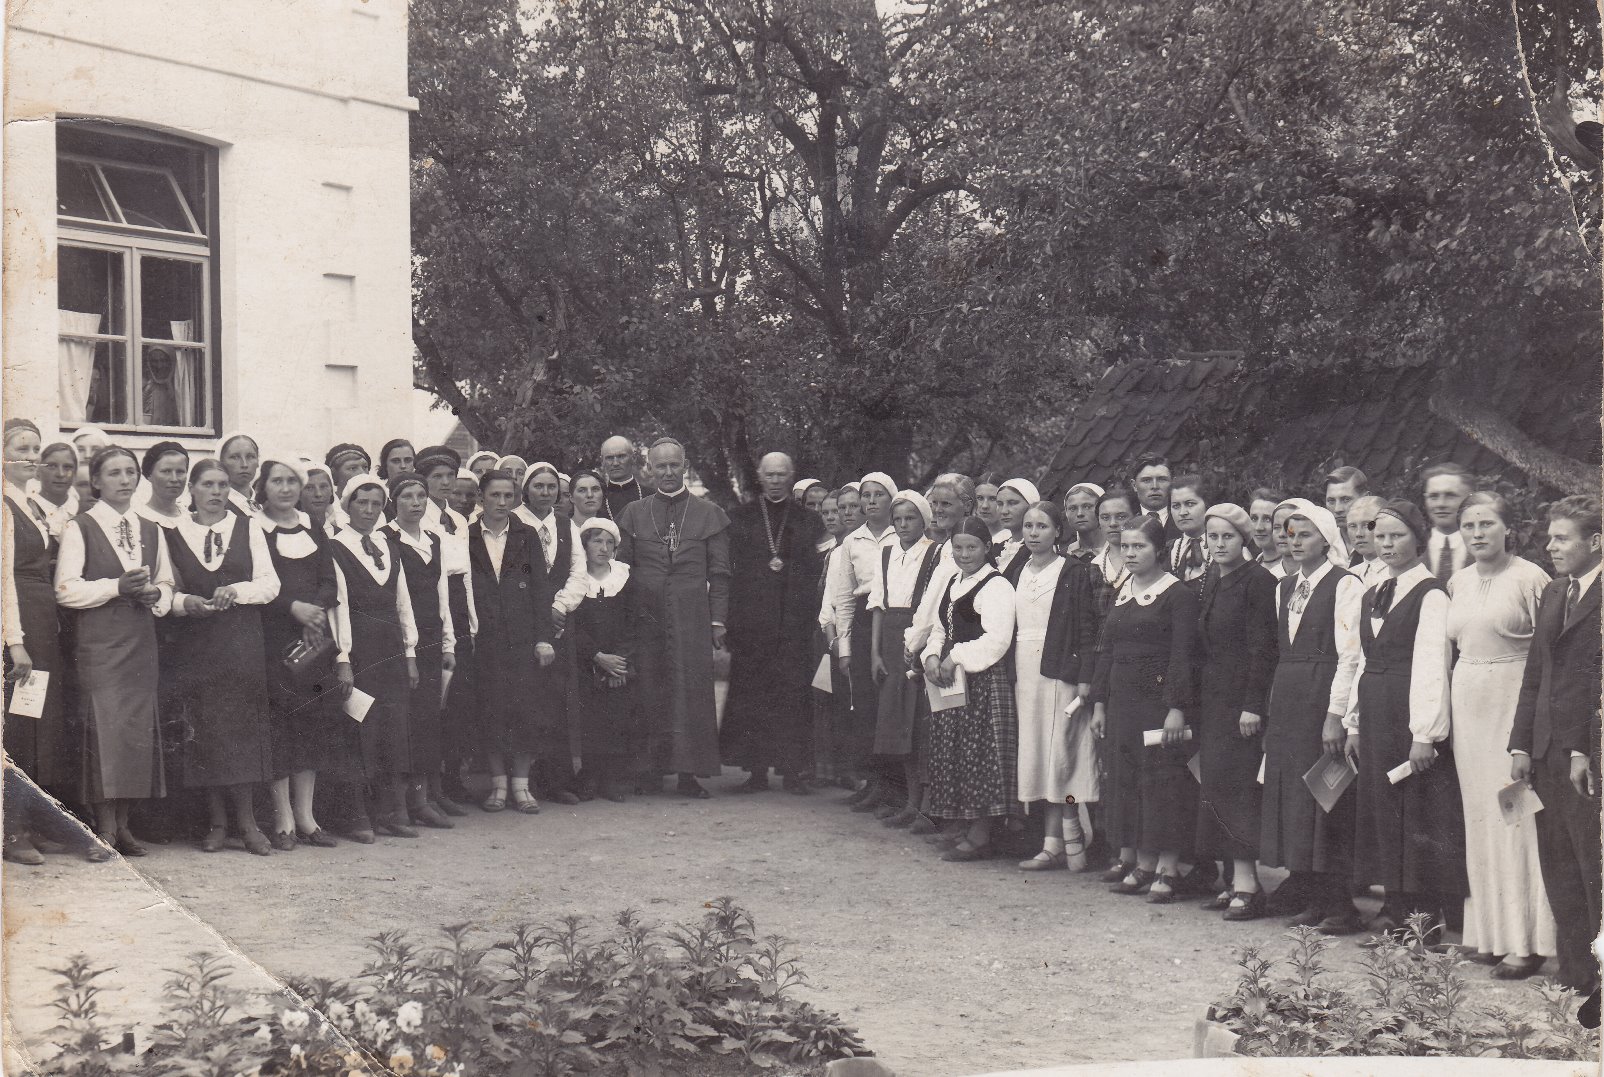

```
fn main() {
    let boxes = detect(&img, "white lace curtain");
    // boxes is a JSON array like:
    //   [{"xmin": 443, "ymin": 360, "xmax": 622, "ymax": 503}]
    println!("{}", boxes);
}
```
[
  {"xmin": 58, "ymin": 310, "xmax": 102, "ymax": 422},
  {"xmin": 169, "ymin": 320, "xmax": 199, "ymax": 427}
]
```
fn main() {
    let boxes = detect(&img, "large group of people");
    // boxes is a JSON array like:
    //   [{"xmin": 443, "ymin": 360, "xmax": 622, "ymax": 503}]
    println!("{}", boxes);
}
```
[{"xmin": 2, "ymin": 421, "xmax": 1599, "ymax": 996}]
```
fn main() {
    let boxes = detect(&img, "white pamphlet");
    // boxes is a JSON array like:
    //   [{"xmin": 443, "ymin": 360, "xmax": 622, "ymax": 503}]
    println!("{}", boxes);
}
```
[
  {"xmin": 343, "ymin": 687, "xmax": 375, "ymax": 723},
  {"xmin": 6, "ymin": 670, "xmax": 48, "ymax": 718},
  {"xmin": 1386, "ymin": 760, "xmax": 1414, "ymax": 785},
  {"xmin": 811, "ymin": 654, "xmax": 833, "ymax": 693},
  {"xmin": 1142, "ymin": 726, "xmax": 1193, "ymax": 748}
]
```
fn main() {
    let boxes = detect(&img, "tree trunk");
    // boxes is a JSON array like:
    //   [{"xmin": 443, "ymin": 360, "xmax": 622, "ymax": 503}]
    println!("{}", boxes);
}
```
[{"xmin": 1429, "ymin": 389, "xmax": 1599, "ymax": 495}]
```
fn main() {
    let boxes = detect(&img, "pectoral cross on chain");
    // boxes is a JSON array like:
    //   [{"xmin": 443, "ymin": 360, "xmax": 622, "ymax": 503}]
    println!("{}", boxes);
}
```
[{"xmin": 663, "ymin": 519, "xmax": 680, "ymax": 562}]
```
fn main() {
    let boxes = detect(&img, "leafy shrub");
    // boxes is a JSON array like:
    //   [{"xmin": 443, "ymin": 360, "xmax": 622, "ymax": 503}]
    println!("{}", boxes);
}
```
[
  {"xmin": 40, "ymin": 898, "xmax": 868, "ymax": 1077},
  {"xmin": 1210, "ymin": 913, "xmax": 1598, "ymax": 1059}
]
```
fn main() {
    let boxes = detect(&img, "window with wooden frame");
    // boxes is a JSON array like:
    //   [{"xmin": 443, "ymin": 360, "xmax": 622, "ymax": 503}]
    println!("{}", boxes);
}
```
[{"xmin": 55, "ymin": 121, "xmax": 219, "ymax": 434}]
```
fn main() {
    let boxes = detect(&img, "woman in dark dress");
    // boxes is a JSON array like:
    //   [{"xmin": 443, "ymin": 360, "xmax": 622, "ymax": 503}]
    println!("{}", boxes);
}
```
[
  {"xmin": 921, "ymin": 517, "xmax": 1019, "ymax": 862},
  {"xmin": 417, "ymin": 447, "xmax": 474, "ymax": 813},
  {"xmin": 1090, "ymin": 514, "xmax": 1200, "ymax": 903},
  {"xmin": 328, "ymin": 476, "xmax": 420, "ymax": 839},
  {"xmin": 3, "ymin": 419, "xmax": 68, "ymax": 865},
  {"xmin": 1257, "ymin": 499, "xmax": 1366, "ymax": 930},
  {"xmin": 167, "ymin": 459, "xmax": 280, "ymax": 855},
  {"xmin": 256, "ymin": 457, "xmax": 346, "ymax": 849},
  {"xmin": 55, "ymin": 447, "xmax": 178, "ymax": 857},
  {"xmin": 1193, "ymin": 504, "xmax": 1278, "ymax": 920},
  {"xmin": 572, "ymin": 518, "xmax": 640, "ymax": 801},
  {"xmin": 385, "ymin": 472, "xmax": 456, "ymax": 828},
  {"xmin": 1346, "ymin": 499, "xmax": 1467, "ymax": 939},
  {"xmin": 217, "ymin": 432, "xmax": 260, "ymax": 517}
]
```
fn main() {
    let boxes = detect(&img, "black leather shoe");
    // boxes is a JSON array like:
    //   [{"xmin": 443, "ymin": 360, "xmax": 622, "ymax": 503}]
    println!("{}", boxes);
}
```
[
  {"xmin": 1223, "ymin": 891, "xmax": 1268, "ymax": 922},
  {"xmin": 269, "ymin": 830, "xmax": 298, "ymax": 852},
  {"xmin": 1319, "ymin": 907, "xmax": 1368, "ymax": 937},
  {"xmin": 677, "ymin": 777, "xmax": 712, "ymax": 799},
  {"xmin": 297, "ymin": 828, "xmax": 338, "ymax": 848},
  {"xmin": 1101, "ymin": 860, "xmax": 1135, "ymax": 884},
  {"xmin": 1265, "ymin": 875, "xmax": 1314, "ymax": 916}
]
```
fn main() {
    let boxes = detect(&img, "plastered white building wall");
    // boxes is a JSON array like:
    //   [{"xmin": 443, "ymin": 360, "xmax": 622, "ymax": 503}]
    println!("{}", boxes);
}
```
[{"xmin": 3, "ymin": 0, "xmax": 417, "ymax": 458}]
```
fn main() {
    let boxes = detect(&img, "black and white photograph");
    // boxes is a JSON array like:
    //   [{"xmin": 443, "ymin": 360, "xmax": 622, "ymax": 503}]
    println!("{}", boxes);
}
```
[{"xmin": 2, "ymin": 0, "xmax": 1602, "ymax": 1074}]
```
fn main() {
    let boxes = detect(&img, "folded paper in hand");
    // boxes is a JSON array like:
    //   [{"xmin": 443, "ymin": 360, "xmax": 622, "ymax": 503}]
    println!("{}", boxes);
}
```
[
  {"xmin": 1496, "ymin": 780, "xmax": 1543, "ymax": 827},
  {"xmin": 1256, "ymin": 755, "xmax": 1266, "ymax": 785},
  {"xmin": 1186, "ymin": 753, "xmax": 1201, "ymax": 783},
  {"xmin": 811, "ymin": 654, "xmax": 832, "ymax": 694},
  {"xmin": 343, "ymin": 687, "xmax": 375, "ymax": 723},
  {"xmin": 1302, "ymin": 753, "xmax": 1357, "ymax": 813},
  {"xmin": 1142, "ymin": 727, "xmax": 1193, "ymax": 748},
  {"xmin": 1062, "ymin": 695, "xmax": 1082, "ymax": 719},
  {"xmin": 440, "ymin": 668, "xmax": 454, "ymax": 708},
  {"xmin": 1386, "ymin": 760, "xmax": 1414, "ymax": 785},
  {"xmin": 6, "ymin": 670, "xmax": 49, "ymax": 719},
  {"xmin": 925, "ymin": 665, "xmax": 967, "ymax": 712}
]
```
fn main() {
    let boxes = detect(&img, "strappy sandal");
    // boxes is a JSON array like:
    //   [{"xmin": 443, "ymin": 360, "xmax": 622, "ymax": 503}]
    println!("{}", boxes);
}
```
[
  {"xmin": 1064, "ymin": 837, "xmax": 1089, "ymax": 872},
  {"xmin": 511, "ymin": 790, "xmax": 541, "ymax": 815},
  {"xmin": 481, "ymin": 792, "xmax": 507, "ymax": 813},
  {"xmin": 1111, "ymin": 867, "xmax": 1156, "ymax": 895},
  {"xmin": 1202, "ymin": 888, "xmax": 1234, "ymax": 911}
]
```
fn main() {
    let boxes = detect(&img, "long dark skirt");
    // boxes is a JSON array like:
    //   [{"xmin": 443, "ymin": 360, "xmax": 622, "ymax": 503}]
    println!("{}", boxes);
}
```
[
  {"xmin": 1259, "ymin": 656, "xmax": 1354, "ymax": 874},
  {"xmin": 1104, "ymin": 654, "xmax": 1196, "ymax": 852},
  {"xmin": 925, "ymin": 663, "xmax": 1018, "ymax": 819},
  {"xmin": 1351, "ymin": 670, "xmax": 1468, "ymax": 898},
  {"xmin": 872, "ymin": 607, "xmax": 920, "ymax": 758},
  {"xmin": 1195, "ymin": 668, "xmax": 1263, "ymax": 860}
]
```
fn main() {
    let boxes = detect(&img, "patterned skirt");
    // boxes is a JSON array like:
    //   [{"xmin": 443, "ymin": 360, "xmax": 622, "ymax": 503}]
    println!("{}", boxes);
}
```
[{"xmin": 925, "ymin": 662, "xmax": 1019, "ymax": 819}]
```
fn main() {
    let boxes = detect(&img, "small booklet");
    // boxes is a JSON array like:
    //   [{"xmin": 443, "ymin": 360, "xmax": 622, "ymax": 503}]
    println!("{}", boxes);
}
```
[
  {"xmin": 1142, "ymin": 726, "xmax": 1193, "ymax": 748},
  {"xmin": 6, "ymin": 670, "xmax": 49, "ymax": 718},
  {"xmin": 440, "ymin": 668, "xmax": 454, "ymax": 707},
  {"xmin": 1302, "ymin": 753, "xmax": 1357, "ymax": 813},
  {"xmin": 811, "ymin": 654, "xmax": 833, "ymax": 694},
  {"xmin": 1497, "ymin": 780, "xmax": 1544, "ymax": 826},
  {"xmin": 925, "ymin": 665, "xmax": 967, "ymax": 712},
  {"xmin": 1386, "ymin": 760, "xmax": 1415, "ymax": 785},
  {"xmin": 1186, "ymin": 752, "xmax": 1202, "ymax": 783},
  {"xmin": 1256, "ymin": 755, "xmax": 1266, "ymax": 785},
  {"xmin": 343, "ymin": 687, "xmax": 375, "ymax": 723}
]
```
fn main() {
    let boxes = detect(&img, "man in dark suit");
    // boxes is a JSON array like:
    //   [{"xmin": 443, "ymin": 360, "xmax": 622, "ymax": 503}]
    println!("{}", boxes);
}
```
[
  {"xmin": 1131, "ymin": 452, "xmax": 1183, "ymax": 546},
  {"xmin": 1510, "ymin": 494, "xmax": 1602, "ymax": 993}
]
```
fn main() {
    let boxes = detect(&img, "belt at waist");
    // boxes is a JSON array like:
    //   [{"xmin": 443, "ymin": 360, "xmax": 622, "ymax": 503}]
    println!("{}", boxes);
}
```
[{"xmin": 1455, "ymin": 653, "xmax": 1527, "ymax": 666}]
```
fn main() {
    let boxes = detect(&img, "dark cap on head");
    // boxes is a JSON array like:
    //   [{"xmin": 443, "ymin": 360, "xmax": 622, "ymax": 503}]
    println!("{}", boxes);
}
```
[{"xmin": 1377, "ymin": 498, "xmax": 1430, "ymax": 549}]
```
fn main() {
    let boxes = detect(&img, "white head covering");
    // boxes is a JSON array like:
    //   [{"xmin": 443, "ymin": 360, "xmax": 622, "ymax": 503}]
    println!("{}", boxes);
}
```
[
  {"xmin": 1276, "ymin": 497, "xmax": 1348, "ymax": 565},
  {"xmin": 496, "ymin": 454, "xmax": 528, "ymax": 472},
  {"xmin": 260, "ymin": 452, "xmax": 308, "ymax": 488},
  {"xmin": 467, "ymin": 450, "xmax": 499, "ymax": 472},
  {"xmin": 841, "ymin": 481, "xmax": 861, "ymax": 495},
  {"xmin": 1000, "ymin": 477, "xmax": 1042, "ymax": 506},
  {"xmin": 557, "ymin": 472, "xmax": 572, "ymax": 485},
  {"xmin": 70, "ymin": 424, "xmax": 110, "ymax": 446},
  {"xmin": 858, "ymin": 472, "xmax": 899, "ymax": 498},
  {"xmin": 892, "ymin": 489, "xmax": 934, "ymax": 528},
  {"xmin": 456, "ymin": 467, "xmax": 477, "ymax": 482},
  {"xmin": 341, "ymin": 473, "xmax": 387, "ymax": 507},
  {"xmin": 526, "ymin": 460, "xmax": 560, "ymax": 483},
  {"xmin": 793, "ymin": 478, "xmax": 823, "ymax": 499},
  {"xmin": 1065, "ymin": 482, "xmax": 1105, "ymax": 500},
  {"xmin": 579, "ymin": 517, "xmax": 621, "ymax": 543}
]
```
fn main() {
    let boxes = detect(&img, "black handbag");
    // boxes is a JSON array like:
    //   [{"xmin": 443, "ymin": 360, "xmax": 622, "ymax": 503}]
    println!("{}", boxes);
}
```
[{"xmin": 282, "ymin": 633, "xmax": 337, "ymax": 686}]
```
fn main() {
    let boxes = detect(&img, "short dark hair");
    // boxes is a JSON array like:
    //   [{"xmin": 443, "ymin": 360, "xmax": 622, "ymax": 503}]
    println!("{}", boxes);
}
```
[
  {"xmin": 1549, "ymin": 494, "xmax": 1602, "ymax": 538},
  {"xmin": 1325, "ymin": 466, "xmax": 1368, "ymax": 493},
  {"xmin": 1169, "ymin": 474, "xmax": 1206, "ymax": 499},
  {"xmin": 479, "ymin": 468, "xmax": 518, "ymax": 495},
  {"xmin": 1097, "ymin": 487, "xmax": 1139, "ymax": 514},
  {"xmin": 1120, "ymin": 513, "xmax": 1168, "ymax": 549},
  {"xmin": 1023, "ymin": 499, "xmax": 1068, "ymax": 538},
  {"xmin": 1131, "ymin": 452, "xmax": 1171, "ymax": 478}
]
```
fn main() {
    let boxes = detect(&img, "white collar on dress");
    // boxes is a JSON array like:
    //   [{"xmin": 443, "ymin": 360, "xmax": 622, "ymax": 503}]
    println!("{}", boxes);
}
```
[
  {"xmin": 1296, "ymin": 561, "xmax": 1334, "ymax": 588},
  {"xmin": 583, "ymin": 560, "xmax": 631, "ymax": 598},
  {"xmin": 1115, "ymin": 571, "xmax": 1179, "ymax": 606}
]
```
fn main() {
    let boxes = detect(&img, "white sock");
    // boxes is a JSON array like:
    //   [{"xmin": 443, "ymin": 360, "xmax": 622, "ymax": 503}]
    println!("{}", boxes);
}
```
[
  {"xmin": 1062, "ymin": 813, "xmax": 1086, "ymax": 847},
  {"xmin": 509, "ymin": 778, "xmax": 530, "ymax": 797},
  {"xmin": 490, "ymin": 775, "xmax": 509, "ymax": 796},
  {"xmin": 1042, "ymin": 835, "xmax": 1066, "ymax": 857}
]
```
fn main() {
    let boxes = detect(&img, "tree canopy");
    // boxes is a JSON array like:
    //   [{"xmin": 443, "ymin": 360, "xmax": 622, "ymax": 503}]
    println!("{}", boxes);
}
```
[{"xmin": 410, "ymin": 0, "xmax": 1600, "ymax": 499}]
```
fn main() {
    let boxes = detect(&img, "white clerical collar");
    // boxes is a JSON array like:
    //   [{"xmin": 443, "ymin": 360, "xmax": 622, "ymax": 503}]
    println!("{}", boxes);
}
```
[
  {"xmin": 657, "ymin": 487, "xmax": 689, "ymax": 501},
  {"xmin": 607, "ymin": 476, "xmax": 636, "ymax": 487}
]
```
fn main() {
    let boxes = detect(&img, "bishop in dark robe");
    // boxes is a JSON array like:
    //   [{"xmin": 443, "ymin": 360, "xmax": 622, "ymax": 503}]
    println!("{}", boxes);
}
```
[
  {"xmin": 615, "ymin": 438, "xmax": 729, "ymax": 797},
  {"xmin": 720, "ymin": 453, "xmax": 827, "ymax": 793}
]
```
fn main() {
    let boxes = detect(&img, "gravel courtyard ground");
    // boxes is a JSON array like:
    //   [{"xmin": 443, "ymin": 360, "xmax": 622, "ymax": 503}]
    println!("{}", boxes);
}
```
[{"xmin": 2, "ymin": 769, "xmax": 1578, "ymax": 1076}]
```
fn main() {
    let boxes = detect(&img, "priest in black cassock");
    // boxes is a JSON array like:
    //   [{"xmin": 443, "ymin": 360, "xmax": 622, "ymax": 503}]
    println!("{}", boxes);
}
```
[
  {"xmin": 599, "ymin": 435, "xmax": 650, "ymax": 523},
  {"xmin": 721, "ymin": 452, "xmax": 827, "ymax": 794}
]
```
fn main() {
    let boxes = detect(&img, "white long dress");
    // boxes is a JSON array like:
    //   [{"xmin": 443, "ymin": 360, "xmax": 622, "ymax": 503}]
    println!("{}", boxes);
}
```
[
  {"xmin": 1447, "ymin": 557, "xmax": 1556, "ymax": 959},
  {"xmin": 1014, "ymin": 557, "xmax": 1095, "ymax": 803}
]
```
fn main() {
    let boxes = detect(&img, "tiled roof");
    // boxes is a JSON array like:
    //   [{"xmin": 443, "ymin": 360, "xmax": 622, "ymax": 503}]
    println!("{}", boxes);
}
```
[{"xmin": 1040, "ymin": 354, "xmax": 1593, "ymax": 497}]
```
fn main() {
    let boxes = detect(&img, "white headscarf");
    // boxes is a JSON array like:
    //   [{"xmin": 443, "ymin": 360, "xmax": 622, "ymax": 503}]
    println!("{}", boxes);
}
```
[
  {"xmin": 1066, "ymin": 482, "xmax": 1105, "ymax": 500},
  {"xmin": 526, "ymin": 460, "xmax": 560, "ymax": 483},
  {"xmin": 1276, "ymin": 497, "xmax": 1348, "ymax": 565},
  {"xmin": 579, "ymin": 517, "xmax": 621, "ymax": 543},
  {"xmin": 891, "ymin": 489, "xmax": 934, "ymax": 529},
  {"xmin": 1000, "ymin": 477, "xmax": 1042, "ymax": 507},
  {"xmin": 793, "ymin": 478, "xmax": 823, "ymax": 499},
  {"xmin": 858, "ymin": 472, "xmax": 899, "ymax": 499},
  {"xmin": 341, "ymin": 473, "xmax": 387, "ymax": 507}
]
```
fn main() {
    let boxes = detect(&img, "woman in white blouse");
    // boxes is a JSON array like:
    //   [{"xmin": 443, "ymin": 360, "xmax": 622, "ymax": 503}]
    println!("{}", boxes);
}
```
[
  {"xmin": 327, "ymin": 476, "xmax": 420, "ymax": 841},
  {"xmin": 218, "ymin": 432, "xmax": 261, "ymax": 517},
  {"xmin": 55, "ymin": 447, "xmax": 178, "ymax": 857},
  {"xmin": 298, "ymin": 459, "xmax": 338, "ymax": 538},
  {"xmin": 921, "ymin": 516, "xmax": 1019, "ymax": 862},
  {"xmin": 33, "ymin": 442, "xmax": 79, "ymax": 540},
  {"xmin": 136, "ymin": 442, "xmax": 189, "ymax": 526},
  {"xmin": 166, "ymin": 459, "xmax": 281, "ymax": 855},
  {"xmin": 1345, "ymin": 499, "xmax": 1468, "ymax": 940}
]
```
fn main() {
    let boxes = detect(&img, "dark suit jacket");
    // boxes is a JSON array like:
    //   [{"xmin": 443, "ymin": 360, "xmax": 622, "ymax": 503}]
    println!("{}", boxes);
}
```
[
  {"xmin": 1510, "ymin": 574, "xmax": 1601, "ymax": 759},
  {"xmin": 468, "ymin": 517, "xmax": 556, "ymax": 651}
]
